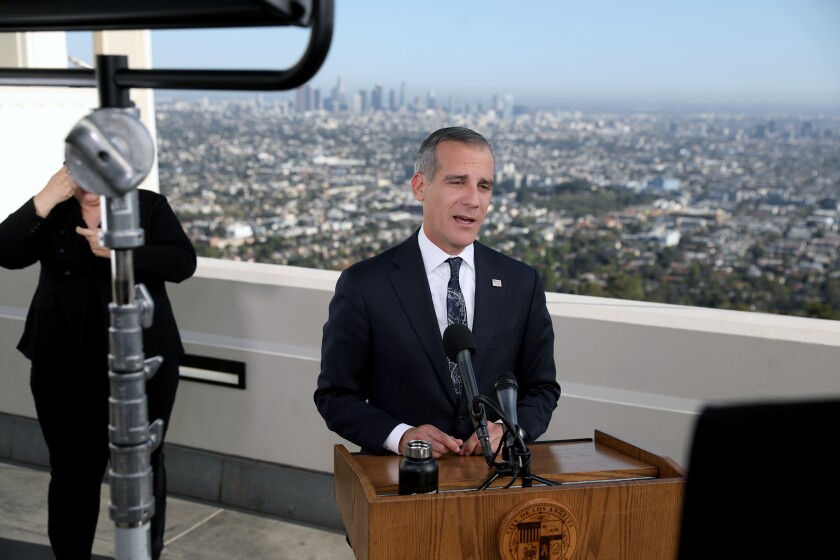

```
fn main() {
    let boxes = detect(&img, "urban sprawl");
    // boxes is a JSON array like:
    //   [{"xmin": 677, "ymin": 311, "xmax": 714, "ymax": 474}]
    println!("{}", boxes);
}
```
[{"xmin": 156, "ymin": 85, "xmax": 840, "ymax": 320}]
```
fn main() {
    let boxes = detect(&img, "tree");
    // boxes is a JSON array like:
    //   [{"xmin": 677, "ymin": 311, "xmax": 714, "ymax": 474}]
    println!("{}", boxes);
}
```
[{"xmin": 606, "ymin": 273, "xmax": 645, "ymax": 301}]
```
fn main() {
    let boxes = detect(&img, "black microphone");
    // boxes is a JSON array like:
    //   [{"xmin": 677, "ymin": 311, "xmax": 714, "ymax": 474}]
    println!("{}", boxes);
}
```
[
  {"xmin": 442, "ymin": 323, "xmax": 493, "ymax": 464},
  {"xmin": 494, "ymin": 371, "xmax": 520, "ymax": 462}
]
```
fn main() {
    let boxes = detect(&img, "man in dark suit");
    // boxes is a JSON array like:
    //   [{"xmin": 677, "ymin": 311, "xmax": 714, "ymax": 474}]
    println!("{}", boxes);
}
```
[{"xmin": 315, "ymin": 127, "xmax": 560, "ymax": 458}]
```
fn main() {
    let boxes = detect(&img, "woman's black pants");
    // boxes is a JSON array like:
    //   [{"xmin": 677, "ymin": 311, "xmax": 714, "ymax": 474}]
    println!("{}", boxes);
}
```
[{"xmin": 30, "ymin": 358, "xmax": 179, "ymax": 560}]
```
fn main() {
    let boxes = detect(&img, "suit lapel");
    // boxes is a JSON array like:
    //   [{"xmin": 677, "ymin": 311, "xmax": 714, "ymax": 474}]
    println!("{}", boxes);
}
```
[
  {"xmin": 472, "ymin": 242, "xmax": 506, "ymax": 381},
  {"xmin": 389, "ymin": 232, "xmax": 458, "ymax": 404}
]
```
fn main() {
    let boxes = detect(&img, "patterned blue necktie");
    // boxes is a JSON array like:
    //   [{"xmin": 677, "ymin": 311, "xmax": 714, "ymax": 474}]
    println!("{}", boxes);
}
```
[{"xmin": 446, "ymin": 257, "xmax": 467, "ymax": 396}]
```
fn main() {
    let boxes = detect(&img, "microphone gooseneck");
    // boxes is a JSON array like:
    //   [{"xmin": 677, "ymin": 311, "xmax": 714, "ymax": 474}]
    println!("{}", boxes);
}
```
[{"xmin": 442, "ymin": 324, "xmax": 493, "ymax": 465}]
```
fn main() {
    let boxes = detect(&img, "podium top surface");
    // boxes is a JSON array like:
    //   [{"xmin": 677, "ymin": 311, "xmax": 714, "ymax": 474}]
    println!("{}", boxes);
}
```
[{"xmin": 344, "ymin": 433, "xmax": 682, "ymax": 497}]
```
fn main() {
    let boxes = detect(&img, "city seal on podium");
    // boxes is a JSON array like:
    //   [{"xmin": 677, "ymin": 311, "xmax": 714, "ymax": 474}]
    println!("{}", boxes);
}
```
[{"xmin": 498, "ymin": 499, "xmax": 579, "ymax": 560}]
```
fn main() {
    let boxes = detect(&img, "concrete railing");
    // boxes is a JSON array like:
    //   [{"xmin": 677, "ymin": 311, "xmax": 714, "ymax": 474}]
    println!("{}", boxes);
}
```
[{"xmin": 4, "ymin": 257, "xmax": 839, "ymax": 474}]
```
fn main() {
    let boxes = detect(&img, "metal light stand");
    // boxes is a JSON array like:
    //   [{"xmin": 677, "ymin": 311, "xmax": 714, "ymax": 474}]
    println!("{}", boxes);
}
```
[
  {"xmin": 0, "ymin": 4, "xmax": 334, "ymax": 558},
  {"xmin": 65, "ymin": 54, "xmax": 161, "ymax": 560}
]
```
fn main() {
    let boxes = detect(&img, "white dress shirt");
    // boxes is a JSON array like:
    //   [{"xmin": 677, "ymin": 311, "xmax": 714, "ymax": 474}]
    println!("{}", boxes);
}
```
[{"xmin": 383, "ymin": 225, "xmax": 476, "ymax": 454}]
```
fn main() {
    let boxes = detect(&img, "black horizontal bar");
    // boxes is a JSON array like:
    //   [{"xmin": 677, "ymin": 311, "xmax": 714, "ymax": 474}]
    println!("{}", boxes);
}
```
[
  {"xmin": 0, "ymin": 0, "xmax": 332, "ymax": 92},
  {"xmin": 0, "ymin": 68, "xmax": 96, "ymax": 88},
  {"xmin": 0, "ymin": 0, "xmax": 310, "ymax": 32}
]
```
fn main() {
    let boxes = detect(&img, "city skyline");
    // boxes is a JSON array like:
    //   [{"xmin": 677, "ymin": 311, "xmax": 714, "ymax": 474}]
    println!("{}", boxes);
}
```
[{"xmin": 64, "ymin": 0, "xmax": 840, "ymax": 109}]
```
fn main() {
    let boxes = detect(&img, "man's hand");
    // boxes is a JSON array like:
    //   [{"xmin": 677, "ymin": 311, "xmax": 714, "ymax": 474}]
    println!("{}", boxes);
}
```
[
  {"xmin": 76, "ymin": 226, "xmax": 110, "ymax": 259},
  {"xmin": 399, "ymin": 424, "xmax": 462, "ymax": 458},
  {"xmin": 458, "ymin": 421, "xmax": 504, "ymax": 456}
]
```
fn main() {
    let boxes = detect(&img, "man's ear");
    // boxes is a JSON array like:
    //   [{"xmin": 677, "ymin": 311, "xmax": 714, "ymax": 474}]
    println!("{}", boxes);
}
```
[{"xmin": 410, "ymin": 172, "xmax": 425, "ymax": 201}]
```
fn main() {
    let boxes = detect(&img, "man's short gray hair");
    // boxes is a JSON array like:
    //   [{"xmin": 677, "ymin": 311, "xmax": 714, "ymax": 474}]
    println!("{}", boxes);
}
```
[{"xmin": 415, "ymin": 127, "xmax": 494, "ymax": 181}]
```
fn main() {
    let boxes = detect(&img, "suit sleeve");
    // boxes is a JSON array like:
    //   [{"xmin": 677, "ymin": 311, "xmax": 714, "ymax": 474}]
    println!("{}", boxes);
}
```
[
  {"xmin": 0, "ymin": 198, "xmax": 46, "ymax": 270},
  {"xmin": 132, "ymin": 192, "xmax": 196, "ymax": 283},
  {"xmin": 314, "ymin": 268, "xmax": 402, "ymax": 452},
  {"xmin": 513, "ymin": 267, "xmax": 561, "ymax": 441}
]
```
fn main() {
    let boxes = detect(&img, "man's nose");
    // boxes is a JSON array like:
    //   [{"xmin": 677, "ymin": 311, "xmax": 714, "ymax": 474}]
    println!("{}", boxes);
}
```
[{"xmin": 460, "ymin": 183, "xmax": 481, "ymax": 206}]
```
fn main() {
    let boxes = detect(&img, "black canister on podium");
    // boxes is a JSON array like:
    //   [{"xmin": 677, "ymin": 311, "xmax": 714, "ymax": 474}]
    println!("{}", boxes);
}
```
[{"xmin": 398, "ymin": 440, "xmax": 439, "ymax": 495}]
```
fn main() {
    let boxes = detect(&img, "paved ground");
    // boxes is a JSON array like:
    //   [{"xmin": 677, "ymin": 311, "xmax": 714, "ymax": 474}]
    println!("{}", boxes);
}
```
[{"xmin": 0, "ymin": 460, "xmax": 355, "ymax": 560}]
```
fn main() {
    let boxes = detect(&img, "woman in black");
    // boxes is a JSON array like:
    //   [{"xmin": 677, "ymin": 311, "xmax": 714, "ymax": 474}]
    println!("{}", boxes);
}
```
[{"xmin": 0, "ymin": 165, "xmax": 196, "ymax": 559}]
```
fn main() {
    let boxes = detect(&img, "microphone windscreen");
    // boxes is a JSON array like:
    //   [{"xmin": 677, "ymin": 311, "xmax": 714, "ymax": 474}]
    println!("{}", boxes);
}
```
[
  {"xmin": 442, "ymin": 323, "xmax": 475, "ymax": 360},
  {"xmin": 494, "ymin": 370, "xmax": 518, "ymax": 392}
]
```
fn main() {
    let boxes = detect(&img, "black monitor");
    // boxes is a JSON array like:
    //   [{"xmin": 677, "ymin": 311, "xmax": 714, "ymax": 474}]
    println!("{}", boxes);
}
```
[{"xmin": 678, "ymin": 398, "xmax": 840, "ymax": 559}]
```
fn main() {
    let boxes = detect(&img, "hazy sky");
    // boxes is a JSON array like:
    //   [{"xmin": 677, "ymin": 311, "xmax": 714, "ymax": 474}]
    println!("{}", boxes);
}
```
[{"xmin": 67, "ymin": 0, "xmax": 840, "ymax": 109}]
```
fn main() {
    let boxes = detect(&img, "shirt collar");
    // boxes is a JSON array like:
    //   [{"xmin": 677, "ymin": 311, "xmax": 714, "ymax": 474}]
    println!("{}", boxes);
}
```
[{"xmin": 417, "ymin": 224, "xmax": 475, "ymax": 274}]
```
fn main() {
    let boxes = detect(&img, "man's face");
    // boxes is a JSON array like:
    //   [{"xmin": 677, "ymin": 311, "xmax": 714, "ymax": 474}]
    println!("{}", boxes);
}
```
[{"xmin": 411, "ymin": 141, "xmax": 494, "ymax": 254}]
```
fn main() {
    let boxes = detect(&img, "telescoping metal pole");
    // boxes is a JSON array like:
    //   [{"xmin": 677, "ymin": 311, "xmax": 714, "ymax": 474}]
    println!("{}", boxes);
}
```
[{"xmin": 65, "ymin": 54, "xmax": 162, "ymax": 560}]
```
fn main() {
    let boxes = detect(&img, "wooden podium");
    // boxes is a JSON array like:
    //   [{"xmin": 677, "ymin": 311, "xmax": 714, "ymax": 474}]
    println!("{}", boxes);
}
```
[{"xmin": 333, "ymin": 430, "xmax": 685, "ymax": 560}]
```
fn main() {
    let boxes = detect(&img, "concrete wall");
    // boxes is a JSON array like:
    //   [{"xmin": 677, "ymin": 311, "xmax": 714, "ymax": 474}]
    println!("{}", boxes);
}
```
[{"xmin": 3, "ymin": 257, "xmax": 839, "ymax": 474}]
